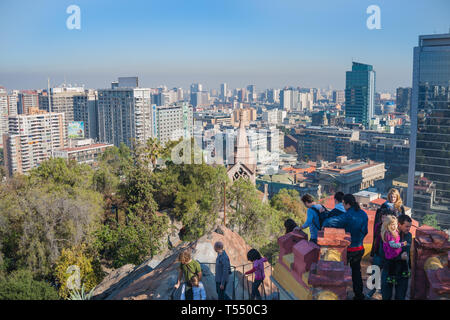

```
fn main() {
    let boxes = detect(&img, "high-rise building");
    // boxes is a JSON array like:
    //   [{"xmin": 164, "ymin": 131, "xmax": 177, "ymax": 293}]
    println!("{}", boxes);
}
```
[
  {"xmin": 396, "ymin": 87, "xmax": 412, "ymax": 114},
  {"xmin": 133, "ymin": 88, "xmax": 153, "ymax": 144},
  {"xmin": 152, "ymin": 102, "xmax": 193, "ymax": 145},
  {"xmin": 3, "ymin": 109, "xmax": 66, "ymax": 176},
  {"xmin": 18, "ymin": 90, "xmax": 39, "ymax": 114},
  {"xmin": 333, "ymin": 90, "xmax": 345, "ymax": 104},
  {"xmin": 280, "ymin": 89, "xmax": 293, "ymax": 111},
  {"xmin": 267, "ymin": 89, "xmax": 280, "ymax": 104},
  {"xmin": 407, "ymin": 33, "xmax": 450, "ymax": 229},
  {"xmin": 0, "ymin": 87, "xmax": 8, "ymax": 147},
  {"xmin": 345, "ymin": 62, "xmax": 376, "ymax": 127},
  {"xmin": 220, "ymin": 83, "xmax": 228, "ymax": 101},
  {"xmin": 51, "ymin": 86, "xmax": 87, "ymax": 134},
  {"xmin": 118, "ymin": 77, "xmax": 138, "ymax": 88}
]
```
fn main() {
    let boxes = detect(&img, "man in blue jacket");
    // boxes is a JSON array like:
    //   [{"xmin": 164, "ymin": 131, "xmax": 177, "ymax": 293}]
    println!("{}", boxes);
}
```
[{"xmin": 323, "ymin": 193, "xmax": 368, "ymax": 300}]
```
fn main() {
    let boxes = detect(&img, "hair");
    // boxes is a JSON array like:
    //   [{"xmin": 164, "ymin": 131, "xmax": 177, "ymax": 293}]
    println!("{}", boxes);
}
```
[
  {"xmin": 301, "ymin": 194, "xmax": 314, "ymax": 204},
  {"xmin": 214, "ymin": 241, "xmax": 224, "ymax": 250},
  {"xmin": 387, "ymin": 188, "xmax": 403, "ymax": 212},
  {"xmin": 284, "ymin": 218, "xmax": 298, "ymax": 234},
  {"xmin": 343, "ymin": 194, "xmax": 360, "ymax": 211},
  {"xmin": 398, "ymin": 214, "xmax": 412, "ymax": 225},
  {"xmin": 247, "ymin": 248, "xmax": 262, "ymax": 262},
  {"xmin": 381, "ymin": 215, "xmax": 398, "ymax": 243},
  {"xmin": 334, "ymin": 191, "xmax": 345, "ymax": 203},
  {"xmin": 190, "ymin": 275, "xmax": 200, "ymax": 287},
  {"xmin": 178, "ymin": 250, "xmax": 192, "ymax": 264}
]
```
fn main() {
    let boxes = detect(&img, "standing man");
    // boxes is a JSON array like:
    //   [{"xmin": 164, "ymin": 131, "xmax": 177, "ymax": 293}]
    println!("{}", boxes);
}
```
[
  {"xmin": 214, "ymin": 241, "xmax": 231, "ymax": 300},
  {"xmin": 323, "ymin": 194, "xmax": 368, "ymax": 300},
  {"xmin": 381, "ymin": 214, "xmax": 412, "ymax": 300},
  {"xmin": 299, "ymin": 194, "xmax": 325, "ymax": 244}
]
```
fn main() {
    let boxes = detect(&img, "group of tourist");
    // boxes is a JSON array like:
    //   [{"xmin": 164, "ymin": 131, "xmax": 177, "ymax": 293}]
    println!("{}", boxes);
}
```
[
  {"xmin": 173, "ymin": 188, "xmax": 411, "ymax": 300},
  {"xmin": 174, "ymin": 241, "xmax": 268, "ymax": 300},
  {"xmin": 285, "ymin": 188, "xmax": 412, "ymax": 300}
]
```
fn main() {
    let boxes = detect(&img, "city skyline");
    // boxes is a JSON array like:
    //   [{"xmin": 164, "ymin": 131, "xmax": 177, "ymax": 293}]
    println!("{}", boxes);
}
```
[{"xmin": 1, "ymin": 0, "xmax": 450, "ymax": 90}]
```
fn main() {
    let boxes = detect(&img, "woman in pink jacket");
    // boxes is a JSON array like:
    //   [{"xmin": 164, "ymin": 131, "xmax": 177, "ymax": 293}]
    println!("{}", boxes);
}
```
[{"xmin": 244, "ymin": 249, "xmax": 268, "ymax": 300}]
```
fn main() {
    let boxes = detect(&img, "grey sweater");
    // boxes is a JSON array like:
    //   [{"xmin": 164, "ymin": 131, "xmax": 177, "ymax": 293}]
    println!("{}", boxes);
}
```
[{"xmin": 215, "ymin": 250, "xmax": 231, "ymax": 285}]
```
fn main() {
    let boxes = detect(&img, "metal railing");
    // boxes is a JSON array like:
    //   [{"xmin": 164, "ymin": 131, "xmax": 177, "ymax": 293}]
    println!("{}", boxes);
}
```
[{"xmin": 170, "ymin": 256, "xmax": 279, "ymax": 300}]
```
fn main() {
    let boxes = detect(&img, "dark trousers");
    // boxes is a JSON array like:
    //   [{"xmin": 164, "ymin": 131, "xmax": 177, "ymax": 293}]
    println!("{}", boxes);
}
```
[
  {"xmin": 216, "ymin": 282, "xmax": 230, "ymax": 300},
  {"xmin": 251, "ymin": 280, "xmax": 263, "ymax": 300},
  {"xmin": 381, "ymin": 264, "xmax": 409, "ymax": 300},
  {"xmin": 347, "ymin": 249, "xmax": 365, "ymax": 300}
]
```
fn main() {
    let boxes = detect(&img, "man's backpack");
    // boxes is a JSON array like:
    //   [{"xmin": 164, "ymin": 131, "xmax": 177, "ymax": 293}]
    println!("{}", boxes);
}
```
[{"xmin": 311, "ymin": 205, "xmax": 334, "ymax": 230}]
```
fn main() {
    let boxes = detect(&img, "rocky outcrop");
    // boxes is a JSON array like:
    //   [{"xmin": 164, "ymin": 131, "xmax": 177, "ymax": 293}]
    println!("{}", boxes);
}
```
[{"xmin": 93, "ymin": 226, "xmax": 275, "ymax": 300}]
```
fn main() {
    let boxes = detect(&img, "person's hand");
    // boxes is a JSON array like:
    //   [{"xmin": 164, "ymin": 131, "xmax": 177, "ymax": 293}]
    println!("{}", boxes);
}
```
[
  {"xmin": 403, "ymin": 241, "xmax": 407, "ymax": 246},
  {"xmin": 401, "ymin": 252, "xmax": 408, "ymax": 260},
  {"xmin": 220, "ymin": 284, "xmax": 224, "ymax": 290},
  {"xmin": 174, "ymin": 282, "xmax": 180, "ymax": 289}
]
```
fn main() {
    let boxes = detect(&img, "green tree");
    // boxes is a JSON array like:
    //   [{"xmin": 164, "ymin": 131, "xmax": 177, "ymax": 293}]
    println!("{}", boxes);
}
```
[
  {"xmin": 0, "ymin": 161, "xmax": 103, "ymax": 279},
  {"xmin": 270, "ymin": 189, "xmax": 307, "ymax": 225},
  {"xmin": 93, "ymin": 213, "xmax": 168, "ymax": 268},
  {"xmin": 0, "ymin": 269, "xmax": 59, "ymax": 300},
  {"xmin": 173, "ymin": 164, "xmax": 228, "ymax": 241},
  {"xmin": 54, "ymin": 244, "xmax": 102, "ymax": 299}
]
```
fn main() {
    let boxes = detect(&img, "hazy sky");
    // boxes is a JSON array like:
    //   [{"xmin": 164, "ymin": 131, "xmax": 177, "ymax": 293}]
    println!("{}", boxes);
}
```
[{"xmin": 0, "ymin": 0, "xmax": 449, "ymax": 92}]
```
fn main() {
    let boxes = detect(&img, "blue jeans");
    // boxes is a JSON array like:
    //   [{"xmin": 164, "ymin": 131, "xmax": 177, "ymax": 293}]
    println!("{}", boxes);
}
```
[
  {"xmin": 381, "ymin": 266, "xmax": 409, "ymax": 300},
  {"xmin": 216, "ymin": 282, "xmax": 231, "ymax": 300}
]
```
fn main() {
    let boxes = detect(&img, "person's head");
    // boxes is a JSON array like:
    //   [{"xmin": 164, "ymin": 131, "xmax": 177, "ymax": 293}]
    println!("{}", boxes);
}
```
[
  {"xmin": 284, "ymin": 218, "xmax": 298, "ymax": 234},
  {"xmin": 387, "ymin": 188, "xmax": 403, "ymax": 211},
  {"xmin": 301, "ymin": 194, "xmax": 315, "ymax": 208},
  {"xmin": 247, "ymin": 248, "xmax": 262, "ymax": 262},
  {"xmin": 178, "ymin": 250, "xmax": 192, "ymax": 265},
  {"xmin": 398, "ymin": 214, "xmax": 412, "ymax": 234},
  {"xmin": 342, "ymin": 194, "xmax": 360, "ymax": 211},
  {"xmin": 381, "ymin": 215, "xmax": 398, "ymax": 242},
  {"xmin": 334, "ymin": 191, "xmax": 344, "ymax": 205},
  {"xmin": 190, "ymin": 275, "xmax": 200, "ymax": 287},
  {"xmin": 214, "ymin": 241, "xmax": 224, "ymax": 253}
]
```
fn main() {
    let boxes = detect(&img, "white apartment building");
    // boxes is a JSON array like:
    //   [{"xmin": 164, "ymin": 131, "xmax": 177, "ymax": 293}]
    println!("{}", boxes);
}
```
[
  {"xmin": 153, "ymin": 102, "xmax": 193, "ymax": 145},
  {"xmin": 3, "ymin": 110, "xmax": 66, "ymax": 176}
]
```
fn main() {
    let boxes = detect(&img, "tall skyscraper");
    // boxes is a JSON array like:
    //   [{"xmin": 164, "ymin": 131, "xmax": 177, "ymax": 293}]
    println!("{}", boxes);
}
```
[
  {"xmin": 97, "ymin": 88, "xmax": 135, "ymax": 148},
  {"xmin": 345, "ymin": 62, "xmax": 375, "ymax": 127},
  {"xmin": 3, "ymin": 109, "xmax": 66, "ymax": 176},
  {"xmin": 396, "ymin": 87, "xmax": 412, "ymax": 114},
  {"xmin": 220, "ymin": 83, "xmax": 228, "ymax": 101},
  {"xmin": 280, "ymin": 89, "xmax": 293, "ymax": 111},
  {"xmin": 407, "ymin": 33, "xmax": 450, "ymax": 229}
]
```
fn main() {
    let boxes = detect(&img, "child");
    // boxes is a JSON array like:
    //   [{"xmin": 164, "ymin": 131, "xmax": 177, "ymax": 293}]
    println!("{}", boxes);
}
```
[
  {"xmin": 381, "ymin": 215, "xmax": 408, "ymax": 285},
  {"xmin": 244, "ymin": 249, "xmax": 268, "ymax": 300},
  {"xmin": 180, "ymin": 275, "xmax": 206, "ymax": 300}
]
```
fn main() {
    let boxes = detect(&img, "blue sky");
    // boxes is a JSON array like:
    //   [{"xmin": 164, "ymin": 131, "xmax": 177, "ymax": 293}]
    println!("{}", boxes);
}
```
[{"xmin": 0, "ymin": 0, "xmax": 449, "ymax": 91}]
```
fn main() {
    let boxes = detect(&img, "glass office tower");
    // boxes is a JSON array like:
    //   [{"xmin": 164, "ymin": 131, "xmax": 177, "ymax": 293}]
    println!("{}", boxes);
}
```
[
  {"xmin": 345, "ymin": 62, "xmax": 375, "ymax": 127},
  {"xmin": 407, "ymin": 33, "xmax": 450, "ymax": 229}
]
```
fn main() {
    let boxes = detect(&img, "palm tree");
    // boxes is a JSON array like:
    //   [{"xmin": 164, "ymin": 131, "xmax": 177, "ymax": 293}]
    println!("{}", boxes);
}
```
[{"xmin": 144, "ymin": 138, "xmax": 163, "ymax": 170}]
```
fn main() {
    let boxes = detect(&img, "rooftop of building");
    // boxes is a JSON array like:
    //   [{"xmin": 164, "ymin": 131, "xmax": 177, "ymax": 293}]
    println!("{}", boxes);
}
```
[
  {"xmin": 317, "ymin": 156, "xmax": 383, "ymax": 175},
  {"xmin": 58, "ymin": 143, "xmax": 114, "ymax": 153}
]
